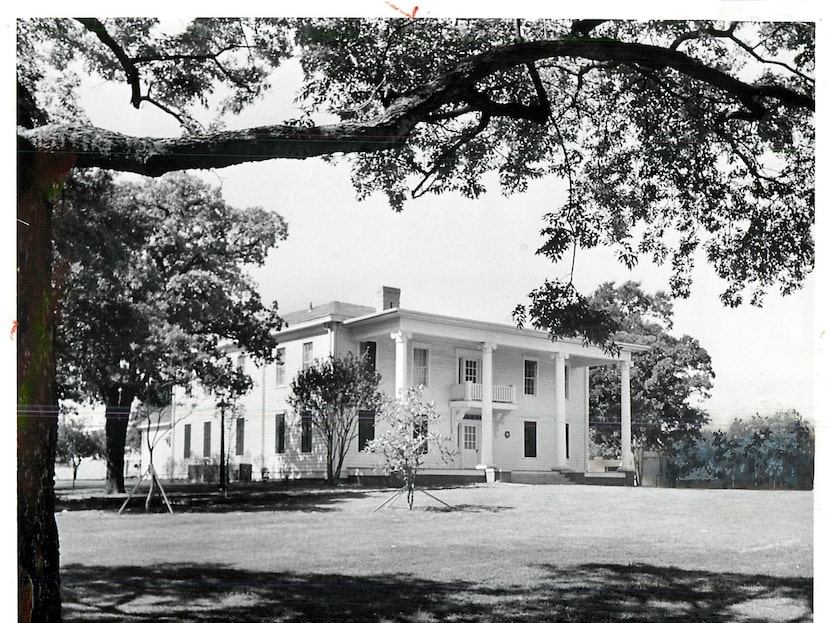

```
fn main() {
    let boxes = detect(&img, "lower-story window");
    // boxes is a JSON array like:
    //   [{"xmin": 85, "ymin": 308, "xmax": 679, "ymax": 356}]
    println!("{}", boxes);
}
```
[
  {"xmin": 565, "ymin": 423, "xmax": 570, "ymax": 460},
  {"xmin": 276, "ymin": 413, "xmax": 285, "ymax": 454},
  {"xmin": 524, "ymin": 421, "xmax": 537, "ymax": 458},
  {"xmin": 235, "ymin": 418, "xmax": 245, "ymax": 456},
  {"xmin": 358, "ymin": 410, "xmax": 375, "ymax": 451},
  {"xmin": 203, "ymin": 422, "xmax": 211, "ymax": 457},
  {"xmin": 414, "ymin": 414, "xmax": 428, "ymax": 455},
  {"xmin": 301, "ymin": 411, "xmax": 313, "ymax": 453},
  {"xmin": 183, "ymin": 424, "xmax": 191, "ymax": 459}
]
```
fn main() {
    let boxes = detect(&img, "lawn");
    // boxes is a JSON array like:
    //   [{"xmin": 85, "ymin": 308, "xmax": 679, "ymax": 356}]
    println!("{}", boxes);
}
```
[{"xmin": 57, "ymin": 483, "xmax": 813, "ymax": 622}]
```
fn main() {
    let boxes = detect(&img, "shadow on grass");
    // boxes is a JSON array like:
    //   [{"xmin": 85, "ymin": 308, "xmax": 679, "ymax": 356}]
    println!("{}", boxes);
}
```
[
  {"xmin": 56, "ymin": 486, "xmax": 372, "ymax": 515},
  {"xmin": 61, "ymin": 562, "xmax": 813, "ymax": 622},
  {"xmin": 422, "ymin": 503, "xmax": 513, "ymax": 513}
]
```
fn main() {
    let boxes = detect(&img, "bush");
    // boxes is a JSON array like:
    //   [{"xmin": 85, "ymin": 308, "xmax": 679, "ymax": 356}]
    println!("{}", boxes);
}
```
[{"xmin": 669, "ymin": 410, "xmax": 814, "ymax": 490}]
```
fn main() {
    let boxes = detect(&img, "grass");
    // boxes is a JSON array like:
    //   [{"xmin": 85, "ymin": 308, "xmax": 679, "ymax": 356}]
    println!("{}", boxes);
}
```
[{"xmin": 57, "ymin": 482, "xmax": 813, "ymax": 621}]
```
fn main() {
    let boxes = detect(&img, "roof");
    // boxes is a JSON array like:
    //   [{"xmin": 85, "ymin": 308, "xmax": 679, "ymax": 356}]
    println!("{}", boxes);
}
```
[{"xmin": 281, "ymin": 301, "xmax": 376, "ymax": 327}]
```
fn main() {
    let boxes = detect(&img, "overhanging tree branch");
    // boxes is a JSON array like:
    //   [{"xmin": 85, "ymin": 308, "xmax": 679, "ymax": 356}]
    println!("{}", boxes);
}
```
[
  {"xmin": 76, "ymin": 17, "xmax": 143, "ymax": 108},
  {"xmin": 19, "ymin": 37, "xmax": 814, "ymax": 177}
]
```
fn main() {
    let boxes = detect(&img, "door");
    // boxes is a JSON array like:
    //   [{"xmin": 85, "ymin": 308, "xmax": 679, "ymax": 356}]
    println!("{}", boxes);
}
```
[{"xmin": 459, "ymin": 422, "xmax": 481, "ymax": 468}]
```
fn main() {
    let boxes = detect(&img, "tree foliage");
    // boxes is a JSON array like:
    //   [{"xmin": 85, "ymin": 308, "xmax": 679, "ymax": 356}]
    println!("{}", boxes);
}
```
[
  {"xmin": 363, "ymin": 386, "xmax": 455, "ymax": 509},
  {"xmin": 19, "ymin": 18, "xmax": 815, "ymax": 317},
  {"xmin": 54, "ymin": 170, "xmax": 287, "ymax": 493},
  {"xmin": 288, "ymin": 353, "xmax": 383, "ymax": 484},
  {"xmin": 16, "ymin": 17, "xmax": 815, "ymax": 620},
  {"xmin": 55, "ymin": 414, "xmax": 105, "ymax": 488},
  {"xmin": 669, "ymin": 410, "xmax": 814, "ymax": 489},
  {"xmin": 587, "ymin": 282, "xmax": 714, "ymax": 458}
]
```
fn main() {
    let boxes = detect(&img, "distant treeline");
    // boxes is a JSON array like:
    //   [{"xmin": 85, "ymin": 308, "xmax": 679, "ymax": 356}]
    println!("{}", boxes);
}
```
[{"xmin": 668, "ymin": 410, "xmax": 814, "ymax": 490}]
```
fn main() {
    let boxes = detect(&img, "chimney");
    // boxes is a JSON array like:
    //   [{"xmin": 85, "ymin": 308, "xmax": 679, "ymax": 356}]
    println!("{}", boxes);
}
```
[{"xmin": 376, "ymin": 286, "xmax": 401, "ymax": 311}]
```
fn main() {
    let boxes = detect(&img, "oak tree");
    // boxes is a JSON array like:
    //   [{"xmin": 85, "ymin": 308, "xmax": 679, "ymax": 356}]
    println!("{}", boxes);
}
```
[
  {"xmin": 585, "ymin": 282, "xmax": 714, "ymax": 473},
  {"xmin": 54, "ymin": 170, "xmax": 286, "ymax": 494}
]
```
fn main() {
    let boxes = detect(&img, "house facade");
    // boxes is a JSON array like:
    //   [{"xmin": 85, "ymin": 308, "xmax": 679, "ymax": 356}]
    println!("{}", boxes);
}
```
[{"xmin": 142, "ymin": 287, "xmax": 642, "ymax": 483}]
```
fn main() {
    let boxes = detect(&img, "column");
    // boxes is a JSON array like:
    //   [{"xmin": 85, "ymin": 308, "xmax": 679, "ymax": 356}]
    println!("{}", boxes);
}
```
[
  {"xmin": 480, "ymin": 342, "xmax": 496, "ymax": 467},
  {"xmin": 391, "ymin": 331, "xmax": 410, "ymax": 398},
  {"xmin": 620, "ymin": 358, "xmax": 634, "ymax": 471},
  {"xmin": 553, "ymin": 352, "xmax": 568, "ymax": 468},
  {"xmin": 583, "ymin": 366, "xmax": 591, "ymax": 472}
]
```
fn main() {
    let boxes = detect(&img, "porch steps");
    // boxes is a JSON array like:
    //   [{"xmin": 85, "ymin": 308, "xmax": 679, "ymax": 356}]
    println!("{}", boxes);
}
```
[{"xmin": 509, "ymin": 470, "xmax": 577, "ymax": 485}]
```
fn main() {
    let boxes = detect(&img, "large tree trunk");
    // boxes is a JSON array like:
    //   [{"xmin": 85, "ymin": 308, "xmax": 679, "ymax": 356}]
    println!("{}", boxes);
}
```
[
  {"xmin": 18, "ymin": 138, "xmax": 75, "ymax": 623},
  {"xmin": 103, "ymin": 386, "xmax": 135, "ymax": 495}
]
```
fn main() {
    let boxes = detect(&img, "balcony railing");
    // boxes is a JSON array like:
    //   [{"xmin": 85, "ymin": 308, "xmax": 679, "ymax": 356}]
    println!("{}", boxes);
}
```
[{"xmin": 450, "ymin": 382, "xmax": 515, "ymax": 404}]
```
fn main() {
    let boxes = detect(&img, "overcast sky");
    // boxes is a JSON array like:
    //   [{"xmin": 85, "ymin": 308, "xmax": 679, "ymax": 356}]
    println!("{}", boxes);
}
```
[
  {"xmin": 75, "ymin": 31, "xmax": 817, "ymax": 428},
  {"xmin": 4, "ymin": 4, "xmax": 823, "ymax": 434}
]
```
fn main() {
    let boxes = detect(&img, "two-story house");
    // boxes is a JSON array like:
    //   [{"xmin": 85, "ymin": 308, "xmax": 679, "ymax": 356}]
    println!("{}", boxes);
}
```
[{"xmin": 142, "ymin": 287, "xmax": 643, "ymax": 485}]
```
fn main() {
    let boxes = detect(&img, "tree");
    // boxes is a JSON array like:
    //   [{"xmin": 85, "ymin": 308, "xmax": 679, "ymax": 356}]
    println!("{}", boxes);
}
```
[
  {"xmin": 586, "ymin": 282, "xmax": 714, "ymax": 473},
  {"xmin": 363, "ymin": 386, "xmax": 455, "ymax": 510},
  {"xmin": 670, "ymin": 410, "xmax": 814, "ymax": 489},
  {"xmin": 16, "ymin": 17, "xmax": 813, "ymax": 621},
  {"xmin": 54, "ymin": 170, "xmax": 287, "ymax": 495},
  {"xmin": 55, "ymin": 414, "xmax": 104, "ymax": 488},
  {"xmin": 288, "ymin": 353, "xmax": 382, "ymax": 484}
]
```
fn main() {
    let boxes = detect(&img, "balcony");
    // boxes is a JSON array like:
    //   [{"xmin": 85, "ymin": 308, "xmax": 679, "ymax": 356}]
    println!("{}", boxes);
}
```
[{"xmin": 450, "ymin": 382, "xmax": 517, "ymax": 409}]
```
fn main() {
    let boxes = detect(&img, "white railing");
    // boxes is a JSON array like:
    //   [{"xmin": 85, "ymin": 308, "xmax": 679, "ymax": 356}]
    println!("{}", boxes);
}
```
[{"xmin": 450, "ymin": 382, "xmax": 515, "ymax": 403}]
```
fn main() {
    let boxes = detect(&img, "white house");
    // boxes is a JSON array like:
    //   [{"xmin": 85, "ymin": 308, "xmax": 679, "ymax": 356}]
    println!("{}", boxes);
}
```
[{"xmin": 142, "ymin": 287, "xmax": 643, "ymax": 485}]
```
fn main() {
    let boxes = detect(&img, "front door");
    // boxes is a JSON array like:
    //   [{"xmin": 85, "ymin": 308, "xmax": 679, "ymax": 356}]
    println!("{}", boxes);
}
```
[{"xmin": 459, "ymin": 422, "xmax": 481, "ymax": 468}]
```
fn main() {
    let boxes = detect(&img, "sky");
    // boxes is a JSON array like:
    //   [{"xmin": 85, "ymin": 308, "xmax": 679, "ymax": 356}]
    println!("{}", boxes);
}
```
[
  {"xmin": 70, "ymin": 18, "xmax": 818, "ymax": 430},
  {"xmin": 3, "ymin": 4, "xmax": 824, "ymax": 434}
]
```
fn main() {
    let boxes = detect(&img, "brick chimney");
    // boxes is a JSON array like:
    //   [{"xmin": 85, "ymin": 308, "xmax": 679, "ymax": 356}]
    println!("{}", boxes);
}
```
[{"xmin": 376, "ymin": 286, "xmax": 401, "ymax": 311}]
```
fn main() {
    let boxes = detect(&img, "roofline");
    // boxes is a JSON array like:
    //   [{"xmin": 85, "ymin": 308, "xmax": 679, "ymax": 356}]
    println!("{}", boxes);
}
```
[{"xmin": 342, "ymin": 307, "xmax": 649, "ymax": 353}]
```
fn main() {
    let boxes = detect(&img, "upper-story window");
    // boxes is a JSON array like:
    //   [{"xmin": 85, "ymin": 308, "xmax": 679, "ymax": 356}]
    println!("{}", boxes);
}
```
[
  {"xmin": 524, "ymin": 359, "xmax": 538, "ymax": 396},
  {"xmin": 564, "ymin": 366, "xmax": 570, "ymax": 400},
  {"xmin": 275, "ymin": 347, "xmax": 286, "ymax": 386},
  {"xmin": 458, "ymin": 357, "xmax": 479, "ymax": 384},
  {"xmin": 413, "ymin": 347, "xmax": 429, "ymax": 387},
  {"xmin": 302, "ymin": 342, "xmax": 313, "ymax": 370}
]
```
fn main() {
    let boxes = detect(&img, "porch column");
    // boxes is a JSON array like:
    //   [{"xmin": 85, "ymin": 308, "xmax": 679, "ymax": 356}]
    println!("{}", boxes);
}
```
[
  {"xmin": 553, "ymin": 352, "xmax": 568, "ymax": 468},
  {"xmin": 620, "ymin": 358, "xmax": 635, "ymax": 471},
  {"xmin": 583, "ymin": 366, "xmax": 591, "ymax": 472},
  {"xmin": 391, "ymin": 331, "xmax": 411, "ymax": 398},
  {"xmin": 480, "ymin": 342, "xmax": 496, "ymax": 467}
]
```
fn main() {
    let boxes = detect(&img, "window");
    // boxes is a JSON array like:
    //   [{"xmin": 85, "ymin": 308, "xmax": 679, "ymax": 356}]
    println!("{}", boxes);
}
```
[
  {"xmin": 524, "ymin": 421, "xmax": 537, "ymax": 458},
  {"xmin": 564, "ymin": 366, "xmax": 570, "ymax": 400},
  {"xmin": 359, "ymin": 341, "xmax": 377, "ymax": 370},
  {"xmin": 358, "ymin": 410, "xmax": 375, "ymax": 451},
  {"xmin": 203, "ymin": 422, "xmax": 211, "ymax": 457},
  {"xmin": 302, "ymin": 342, "xmax": 313, "ymax": 370},
  {"xmin": 275, "ymin": 413, "xmax": 285, "ymax": 454},
  {"xmin": 565, "ymin": 423, "xmax": 570, "ymax": 460},
  {"xmin": 236, "ymin": 352, "xmax": 246, "ymax": 372},
  {"xmin": 235, "ymin": 418, "xmax": 245, "ymax": 456},
  {"xmin": 413, "ymin": 347, "xmax": 429, "ymax": 387},
  {"xmin": 183, "ymin": 424, "xmax": 192, "ymax": 459},
  {"xmin": 463, "ymin": 425, "xmax": 477, "ymax": 450},
  {"xmin": 524, "ymin": 359, "xmax": 538, "ymax": 396},
  {"xmin": 301, "ymin": 411, "xmax": 313, "ymax": 453},
  {"xmin": 414, "ymin": 414, "xmax": 428, "ymax": 455},
  {"xmin": 458, "ymin": 357, "xmax": 479, "ymax": 383},
  {"xmin": 275, "ymin": 347, "xmax": 286, "ymax": 386}
]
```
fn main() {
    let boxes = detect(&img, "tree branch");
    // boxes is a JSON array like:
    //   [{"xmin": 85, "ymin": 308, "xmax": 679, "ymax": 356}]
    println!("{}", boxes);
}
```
[
  {"xmin": 411, "ymin": 112, "xmax": 491, "ymax": 199},
  {"xmin": 20, "ymin": 37, "xmax": 814, "ymax": 176},
  {"xmin": 75, "ymin": 18, "xmax": 142, "ymax": 108}
]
